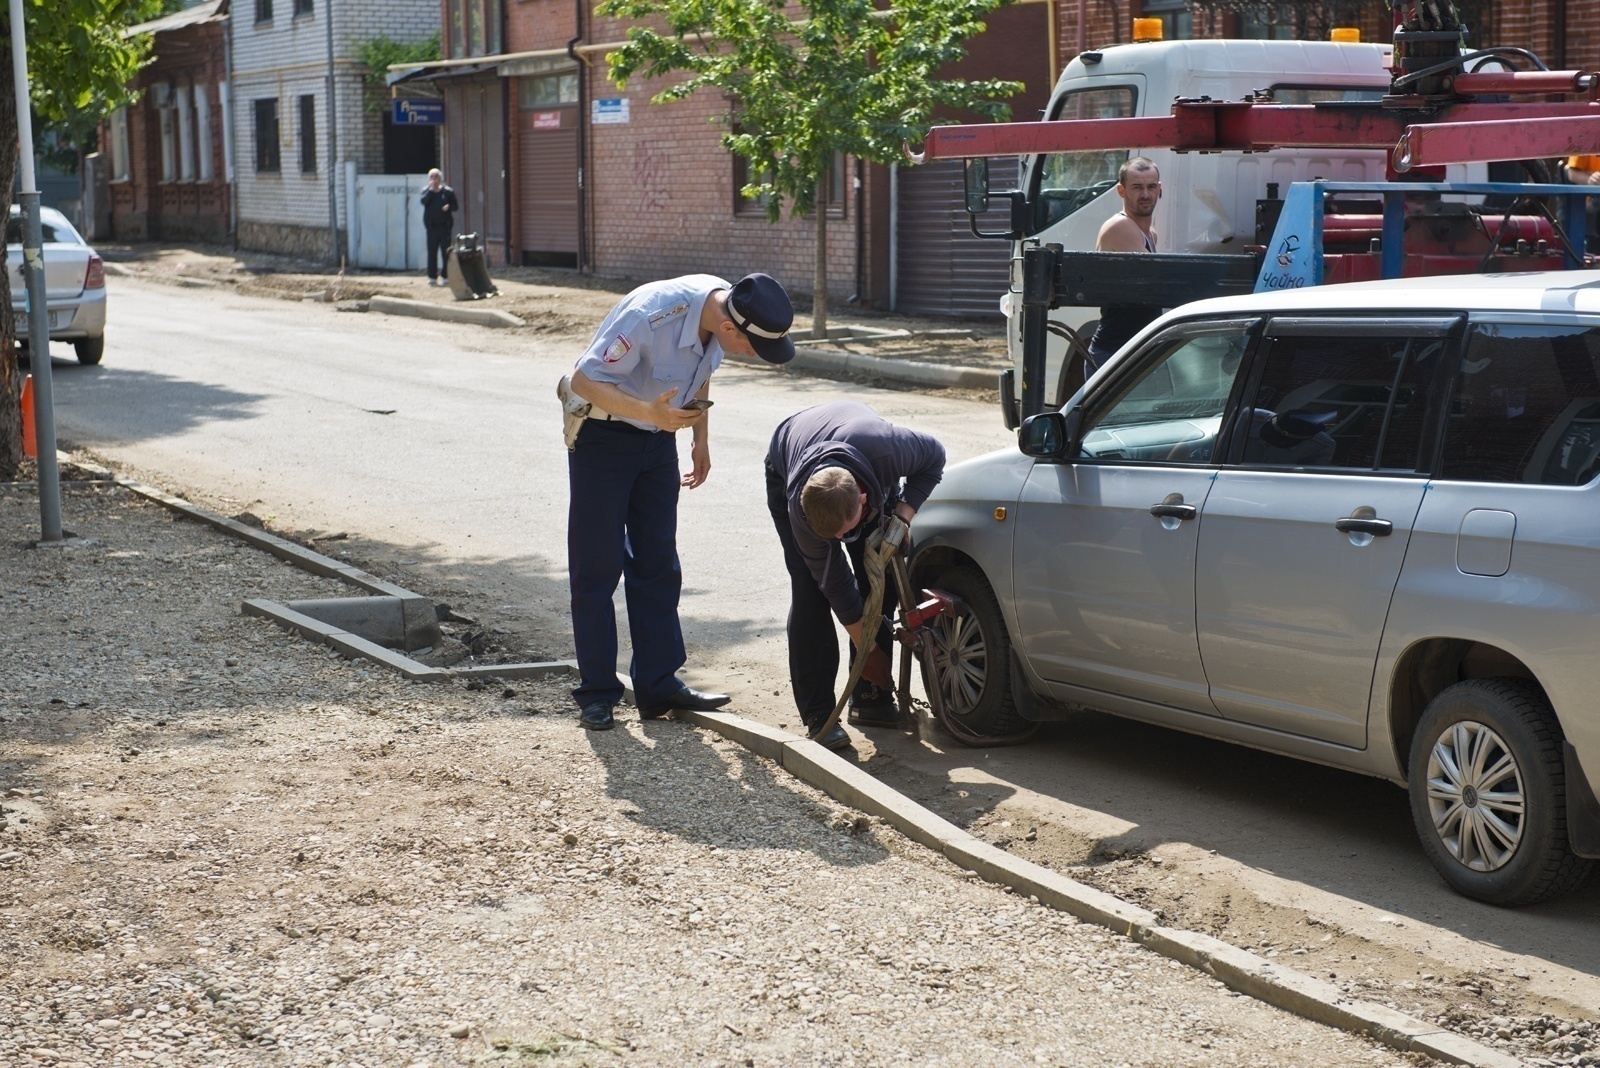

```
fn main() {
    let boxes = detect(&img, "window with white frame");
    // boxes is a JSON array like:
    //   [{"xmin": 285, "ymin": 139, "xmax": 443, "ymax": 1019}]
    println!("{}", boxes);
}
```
[
  {"xmin": 195, "ymin": 86, "xmax": 213, "ymax": 181},
  {"xmin": 155, "ymin": 84, "xmax": 177, "ymax": 182},
  {"xmin": 109, "ymin": 109, "xmax": 131, "ymax": 181},
  {"xmin": 176, "ymin": 85, "xmax": 196, "ymax": 181}
]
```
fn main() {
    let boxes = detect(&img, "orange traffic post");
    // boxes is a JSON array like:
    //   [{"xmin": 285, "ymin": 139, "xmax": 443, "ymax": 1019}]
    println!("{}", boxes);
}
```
[{"xmin": 20, "ymin": 373, "xmax": 36, "ymax": 458}]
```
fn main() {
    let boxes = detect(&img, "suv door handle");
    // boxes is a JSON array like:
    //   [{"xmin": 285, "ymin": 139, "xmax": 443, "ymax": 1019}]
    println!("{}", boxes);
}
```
[
  {"xmin": 1335, "ymin": 516, "xmax": 1393, "ymax": 536},
  {"xmin": 1150, "ymin": 502, "xmax": 1198, "ymax": 520}
]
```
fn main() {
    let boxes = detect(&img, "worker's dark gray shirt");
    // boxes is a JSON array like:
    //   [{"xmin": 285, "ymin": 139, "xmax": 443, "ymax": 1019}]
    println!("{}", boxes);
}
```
[{"xmin": 767, "ymin": 401, "xmax": 946, "ymax": 625}]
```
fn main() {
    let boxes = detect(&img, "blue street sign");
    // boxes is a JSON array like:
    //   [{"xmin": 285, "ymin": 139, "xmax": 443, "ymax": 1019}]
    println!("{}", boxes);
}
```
[{"xmin": 393, "ymin": 99, "xmax": 445, "ymax": 126}]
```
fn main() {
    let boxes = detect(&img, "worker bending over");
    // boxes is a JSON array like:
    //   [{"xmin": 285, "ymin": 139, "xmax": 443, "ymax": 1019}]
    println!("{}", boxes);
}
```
[{"xmin": 765, "ymin": 401, "xmax": 946, "ymax": 750}]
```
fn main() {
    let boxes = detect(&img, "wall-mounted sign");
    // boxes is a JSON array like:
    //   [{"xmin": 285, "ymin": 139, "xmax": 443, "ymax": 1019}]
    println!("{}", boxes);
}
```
[
  {"xmin": 392, "ymin": 99, "xmax": 445, "ymax": 126},
  {"xmin": 533, "ymin": 111, "xmax": 562, "ymax": 130},
  {"xmin": 591, "ymin": 98, "xmax": 630, "ymax": 125}
]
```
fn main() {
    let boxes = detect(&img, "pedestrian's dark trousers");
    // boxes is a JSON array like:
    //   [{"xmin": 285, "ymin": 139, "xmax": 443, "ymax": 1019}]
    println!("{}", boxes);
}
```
[
  {"xmin": 568, "ymin": 419, "xmax": 685, "ymax": 709},
  {"xmin": 764, "ymin": 460, "xmax": 895, "ymax": 729},
  {"xmin": 426, "ymin": 223, "xmax": 453, "ymax": 280}
]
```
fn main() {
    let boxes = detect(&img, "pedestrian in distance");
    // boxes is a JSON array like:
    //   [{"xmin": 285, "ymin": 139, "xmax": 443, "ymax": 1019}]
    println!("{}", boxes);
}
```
[
  {"xmin": 563, "ymin": 273, "xmax": 797, "ymax": 731},
  {"xmin": 420, "ymin": 168, "xmax": 459, "ymax": 286},
  {"xmin": 766, "ymin": 400, "xmax": 946, "ymax": 750},
  {"xmin": 1085, "ymin": 156, "xmax": 1163, "ymax": 369}
]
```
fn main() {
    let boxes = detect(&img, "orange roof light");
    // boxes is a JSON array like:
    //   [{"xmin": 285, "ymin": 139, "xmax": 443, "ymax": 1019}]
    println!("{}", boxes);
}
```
[
  {"xmin": 1331, "ymin": 27, "xmax": 1361, "ymax": 43},
  {"xmin": 1132, "ymin": 17, "xmax": 1164, "ymax": 43}
]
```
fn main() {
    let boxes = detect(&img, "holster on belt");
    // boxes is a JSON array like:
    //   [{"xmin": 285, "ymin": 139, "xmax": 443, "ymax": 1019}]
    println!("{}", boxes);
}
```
[{"xmin": 557, "ymin": 374, "xmax": 592, "ymax": 451}]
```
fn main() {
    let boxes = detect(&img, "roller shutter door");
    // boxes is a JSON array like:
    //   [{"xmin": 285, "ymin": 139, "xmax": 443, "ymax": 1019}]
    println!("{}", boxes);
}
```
[
  {"xmin": 896, "ymin": 157, "xmax": 1018, "ymax": 319},
  {"xmin": 518, "ymin": 104, "xmax": 578, "ymax": 261}
]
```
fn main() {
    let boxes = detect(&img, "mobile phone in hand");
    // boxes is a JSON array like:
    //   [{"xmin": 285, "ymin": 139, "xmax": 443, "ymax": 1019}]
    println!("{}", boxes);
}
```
[{"xmin": 684, "ymin": 398, "xmax": 714, "ymax": 411}]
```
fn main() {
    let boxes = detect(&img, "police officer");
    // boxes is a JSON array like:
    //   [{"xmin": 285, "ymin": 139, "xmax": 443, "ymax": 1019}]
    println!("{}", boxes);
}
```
[
  {"xmin": 567, "ymin": 273, "xmax": 796, "ymax": 730},
  {"xmin": 766, "ymin": 401, "xmax": 946, "ymax": 750}
]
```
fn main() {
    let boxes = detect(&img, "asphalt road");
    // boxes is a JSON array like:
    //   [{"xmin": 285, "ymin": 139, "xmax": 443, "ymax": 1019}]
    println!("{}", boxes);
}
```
[{"xmin": 42, "ymin": 277, "xmax": 1600, "ymax": 1034}]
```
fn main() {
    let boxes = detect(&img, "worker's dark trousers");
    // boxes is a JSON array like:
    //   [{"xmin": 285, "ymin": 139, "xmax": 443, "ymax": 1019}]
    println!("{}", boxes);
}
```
[
  {"xmin": 425, "ymin": 224, "xmax": 453, "ymax": 280},
  {"xmin": 568, "ymin": 420, "xmax": 685, "ymax": 709},
  {"xmin": 764, "ymin": 461, "xmax": 895, "ymax": 729}
]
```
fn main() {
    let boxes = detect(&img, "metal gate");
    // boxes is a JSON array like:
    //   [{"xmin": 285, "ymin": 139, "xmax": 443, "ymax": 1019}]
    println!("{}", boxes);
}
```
[{"xmin": 350, "ymin": 173, "xmax": 430, "ymax": 270}]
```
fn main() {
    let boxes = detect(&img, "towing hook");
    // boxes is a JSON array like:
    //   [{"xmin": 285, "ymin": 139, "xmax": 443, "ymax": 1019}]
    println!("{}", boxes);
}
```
[
  {"xmin": 902, "ymin": 140, "xmax": 927, "ymax": 165},
  {"xmin": 1392, "ymin": 132, "xmax": 1413, "ymax": 174}
]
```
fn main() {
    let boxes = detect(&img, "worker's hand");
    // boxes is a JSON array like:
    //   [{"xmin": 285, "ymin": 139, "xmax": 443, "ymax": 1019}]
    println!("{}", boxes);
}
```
[
  {"xmin": 645, "ymin": 390, "xmax": 706, "ymax": 432},
  {"xmin": 861, "ymin": 645, "xmax": 894, "ymax": 691},
  {"xmin": 683, "ymin": 438, "xmax": 711, "ymax": 488}
]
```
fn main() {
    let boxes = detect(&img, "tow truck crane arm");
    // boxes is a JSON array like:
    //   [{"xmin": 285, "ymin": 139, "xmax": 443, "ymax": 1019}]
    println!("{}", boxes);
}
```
[{"xmin": 917, "ymin": 79, "xmax": 1600, "ymax": 172}]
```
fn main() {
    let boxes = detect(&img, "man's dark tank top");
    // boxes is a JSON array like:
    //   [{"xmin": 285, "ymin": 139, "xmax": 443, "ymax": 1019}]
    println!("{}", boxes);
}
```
[{"xmin": 1088, "ymin": 215, "xmax": 1160, "ymax": 358}]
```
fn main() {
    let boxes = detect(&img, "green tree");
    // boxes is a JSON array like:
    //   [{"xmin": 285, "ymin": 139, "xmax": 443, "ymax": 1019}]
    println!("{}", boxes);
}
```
[
  {"xmin": 355, "ymin": 33, "xmax": 441, "ymax": 113},
  {"xmin": 0, "ymin": 0, "xmax": 160, "ymax": 479},
  {"xmin": 600, "ymin": 0, "xmax": 1021, "ymax": 336}
]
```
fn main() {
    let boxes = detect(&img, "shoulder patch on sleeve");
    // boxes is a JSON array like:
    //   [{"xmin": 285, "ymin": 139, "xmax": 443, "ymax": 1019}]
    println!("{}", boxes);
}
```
[
  {"xmin": 647, "ymin": 301, "xmax": 690, "ymax": 329},
  {"xmin": 601, "ymin": 334, "xmax": 633, "ymax": 363}
]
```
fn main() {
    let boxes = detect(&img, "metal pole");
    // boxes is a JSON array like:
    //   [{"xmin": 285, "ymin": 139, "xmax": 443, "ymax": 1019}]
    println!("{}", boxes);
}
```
[
  {"xmin": 10, "ymin": 0, "xmax": 63, "ymax": 541},
  {"xmin": 1019, "ymin": 243, "xmax": 1057, "ymax": 420},
  {"xmin": 325, "ymin": 0, "xmax": 339, "ymax": 263}
]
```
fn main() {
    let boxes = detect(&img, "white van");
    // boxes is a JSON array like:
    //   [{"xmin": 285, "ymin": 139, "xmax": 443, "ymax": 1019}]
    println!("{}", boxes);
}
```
[{"xmin": 1005, "ymin": 36, "xmax": 1483, "ymax": 370}]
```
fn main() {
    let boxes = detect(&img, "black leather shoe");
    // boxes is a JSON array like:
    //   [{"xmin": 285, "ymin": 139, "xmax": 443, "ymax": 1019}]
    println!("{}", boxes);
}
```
[
  {"xmin": 809, "ymin": 723, "xmax": 852, "ymax": 751},
  {"xmin": 638, "ymin": 686, "xmax": 731, "ymax": 718},
  {"xmin": 578, "ymin": 702, "xmax": 615, "ymax": 730}
]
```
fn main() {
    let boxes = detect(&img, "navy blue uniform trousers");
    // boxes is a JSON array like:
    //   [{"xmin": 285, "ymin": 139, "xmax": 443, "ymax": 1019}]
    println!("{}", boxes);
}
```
[{"xmin": 568, "ymin": 419, "xmax": 685, "ymax": 708}]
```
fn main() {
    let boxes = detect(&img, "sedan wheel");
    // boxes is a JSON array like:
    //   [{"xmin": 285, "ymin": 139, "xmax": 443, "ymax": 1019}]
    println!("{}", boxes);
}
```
[{"xmin": 1408, "ymin": 678, "xmax": 1592, "ymax": 905}]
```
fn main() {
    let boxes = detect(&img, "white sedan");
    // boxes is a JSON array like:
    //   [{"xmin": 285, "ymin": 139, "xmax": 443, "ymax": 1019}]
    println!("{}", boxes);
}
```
[{"xmin": 6, "ymin": 205, "xmax": 107, "ymax": 365}]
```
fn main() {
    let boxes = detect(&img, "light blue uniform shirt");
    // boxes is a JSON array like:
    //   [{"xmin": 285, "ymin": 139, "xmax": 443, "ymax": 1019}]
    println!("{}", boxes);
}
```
[{"xmin": 574, "ymin": 274, "xmax": 729, "ymax": 432}]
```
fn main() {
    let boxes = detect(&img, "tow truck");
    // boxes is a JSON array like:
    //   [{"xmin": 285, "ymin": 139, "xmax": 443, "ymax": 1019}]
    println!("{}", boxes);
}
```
[{"xmin": 914, "ymin": 0, "xmax": 1600, "ymax": 425}]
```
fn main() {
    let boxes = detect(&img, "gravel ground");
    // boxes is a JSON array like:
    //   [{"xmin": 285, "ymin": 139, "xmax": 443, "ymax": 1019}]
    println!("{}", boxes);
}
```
[{"xmin": 0, "ymin": 481, "xmax": 1427, "ymax": 1067}]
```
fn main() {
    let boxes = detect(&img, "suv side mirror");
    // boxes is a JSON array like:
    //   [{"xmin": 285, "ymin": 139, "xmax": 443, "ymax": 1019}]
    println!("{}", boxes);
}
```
[
  {"xmin": 1019, "ymin": 406, "xmax": 1083, "ymax": 458},
  {"xmin": 964, "ymin": 158, "xmax": 990, "ymax": 214}
]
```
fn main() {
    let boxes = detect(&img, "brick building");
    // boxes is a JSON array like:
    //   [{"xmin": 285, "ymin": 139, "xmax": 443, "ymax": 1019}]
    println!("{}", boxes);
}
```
[
  {"xmin": 231, "ymin": 0, "xmax": 437, "ymax": 259},
  {"xmin": 102, "ymin": 1, "xmax": 233, "ymax": 244}
]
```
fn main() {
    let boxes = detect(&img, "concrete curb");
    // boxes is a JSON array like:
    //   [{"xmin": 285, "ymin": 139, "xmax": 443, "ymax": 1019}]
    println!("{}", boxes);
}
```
[
  {"xmin": 679, "ymin": 708, "xmax": 1519, "ymax": 1068},
  {"xmin": 727, "ymin": 347, "xmax": 1000, "ymax": 391},
  {"xmin": 368, "ymin": 294, "xmax": 524, "ymax": 329}
]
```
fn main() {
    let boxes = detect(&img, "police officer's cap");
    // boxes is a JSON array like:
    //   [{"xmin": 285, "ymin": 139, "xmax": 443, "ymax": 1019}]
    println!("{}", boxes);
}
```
[{"xmin": 727, "ymin": 273, "xmax": 796, "ymax": 365}]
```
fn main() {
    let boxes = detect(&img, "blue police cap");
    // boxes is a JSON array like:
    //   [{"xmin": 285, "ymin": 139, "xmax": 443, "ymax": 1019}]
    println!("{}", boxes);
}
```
[{"xmin": 727, "ymin": 273, "xmax": 796, "ymax": 365}]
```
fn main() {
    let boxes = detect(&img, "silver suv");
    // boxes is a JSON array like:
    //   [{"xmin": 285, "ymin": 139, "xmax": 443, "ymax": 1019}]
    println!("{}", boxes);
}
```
[{"xmin": 910, "ymin": 271, "xmax": 1600, "ymax": 906}]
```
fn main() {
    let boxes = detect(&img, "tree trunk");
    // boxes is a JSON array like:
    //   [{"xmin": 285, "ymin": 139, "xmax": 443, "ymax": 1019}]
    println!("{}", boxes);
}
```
[
  {"xmin": 811, "ymin": 195, "xmax": 827, "ymax": 339},
  {"xmin": 0, "ymin": 39, "xmax": 22, "ymax": 482}
]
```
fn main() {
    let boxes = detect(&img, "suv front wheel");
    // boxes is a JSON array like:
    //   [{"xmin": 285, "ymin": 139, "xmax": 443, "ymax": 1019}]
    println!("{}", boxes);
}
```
[
  {"xmin": 924, "ymin": 567, "xmax": 1034, "ymax": 745},
  {"xmin": 1408, "ymin": 678, "xmax": 1593, "ymax": 906}
]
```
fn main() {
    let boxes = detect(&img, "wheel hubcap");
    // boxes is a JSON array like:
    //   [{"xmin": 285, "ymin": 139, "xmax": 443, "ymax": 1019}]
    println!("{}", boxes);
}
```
[
  {"xmin": 928, "ymin": 600, "xmax": 987, "ymax": 716},
  {"xmin": 1424, "ymin": 720, "xmax": 1525, "ymax": 873}
]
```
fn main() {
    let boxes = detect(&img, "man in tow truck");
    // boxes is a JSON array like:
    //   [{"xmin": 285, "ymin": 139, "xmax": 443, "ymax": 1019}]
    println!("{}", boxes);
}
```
[{"xmin": 1085, "ymin": 156, "xmax": 1164, "ymax": 369}]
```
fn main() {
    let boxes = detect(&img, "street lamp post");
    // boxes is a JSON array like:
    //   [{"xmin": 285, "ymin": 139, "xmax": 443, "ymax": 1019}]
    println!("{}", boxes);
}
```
[{"xmin": 9, "ymin": 0, "xmax": 64, "ymax": 542}]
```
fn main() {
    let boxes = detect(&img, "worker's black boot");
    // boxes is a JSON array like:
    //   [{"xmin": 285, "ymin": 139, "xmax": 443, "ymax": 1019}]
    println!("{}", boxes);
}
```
[
  {"xmin": 848, "ymin": 682, "xmax": 900, "ymax": 728},
  {"xmin": 803, "ymin": 717, "xmax": 852, "ymax": 751}
]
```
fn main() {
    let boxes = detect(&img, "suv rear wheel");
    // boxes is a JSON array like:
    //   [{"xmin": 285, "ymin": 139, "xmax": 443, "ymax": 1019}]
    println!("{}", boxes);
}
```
[
  {"xmin": 924, "ymin": 567, "xmax": 1032, "ymax": 743},
  {"xmin": 1408, "ymin": 678, "xmax": 1593, "ymax": 906}
]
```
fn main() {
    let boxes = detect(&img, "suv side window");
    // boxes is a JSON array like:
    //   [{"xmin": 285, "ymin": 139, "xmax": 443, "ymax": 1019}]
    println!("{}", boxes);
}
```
[
  {"xmin": 1078, "ymin": 326, "xmax": 1253, "ymax": 463},
  {"xmin": 1030, "ymin": 86, "xmax": 1137, "ymax": 233},
  {"xmin": 1439, "ymin": 322, "xmax": 1600, "ymax": 485},
  {"xmin": 1231, "ymin": 319, "xmax": 1456, "ymax": 472}
]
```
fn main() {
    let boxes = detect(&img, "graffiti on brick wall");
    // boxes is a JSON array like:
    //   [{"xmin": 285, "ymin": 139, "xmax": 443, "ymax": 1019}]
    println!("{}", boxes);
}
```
[{"xmin": 634, "ymin": 142, "xmax": 669, "ymax": 214}]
